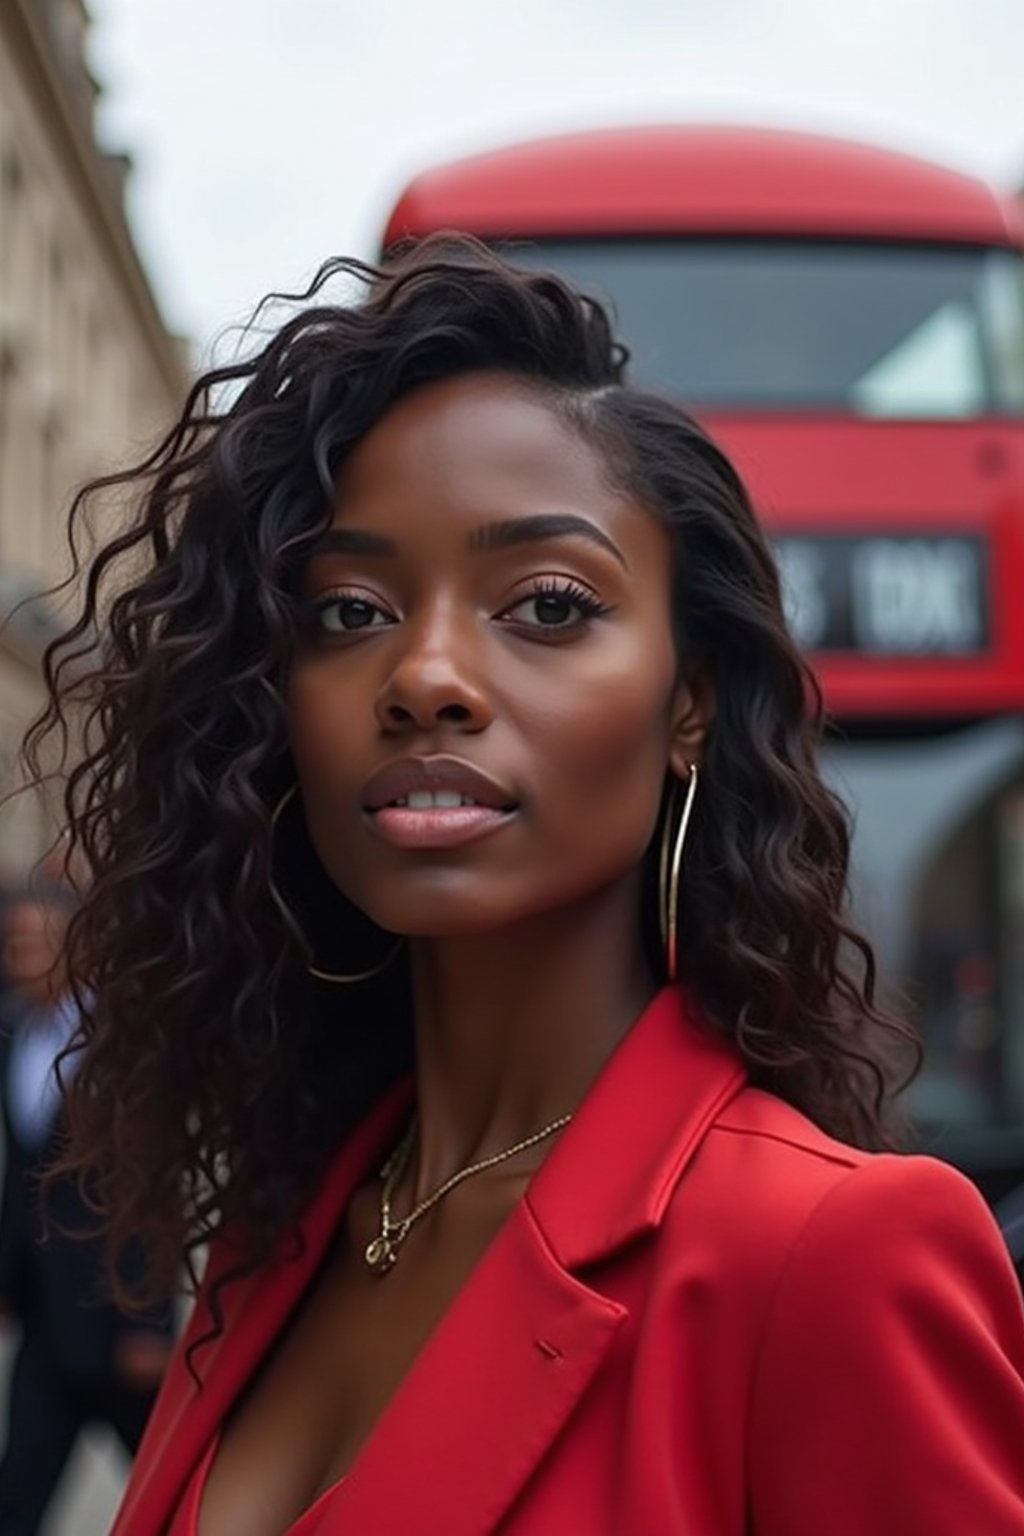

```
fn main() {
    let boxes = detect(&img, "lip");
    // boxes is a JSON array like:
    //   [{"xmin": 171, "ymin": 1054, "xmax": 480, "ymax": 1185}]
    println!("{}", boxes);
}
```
[
  {"xmin": 360, "ymin": 755, "xmax": 518, "ymax": 814},
  {"xmin": 368, "ymin": 804, "xmax": 514, "ymax": 851}
]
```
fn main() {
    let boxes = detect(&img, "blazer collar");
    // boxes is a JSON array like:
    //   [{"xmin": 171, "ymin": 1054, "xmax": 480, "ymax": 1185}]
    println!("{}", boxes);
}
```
[
  {"xmin": 527, "ymin": 982, "xmax": 747, "ymax": 1268},
  {"xmin": 113, "ymin": 984, "xmax": 745, "ymax": 1536}
]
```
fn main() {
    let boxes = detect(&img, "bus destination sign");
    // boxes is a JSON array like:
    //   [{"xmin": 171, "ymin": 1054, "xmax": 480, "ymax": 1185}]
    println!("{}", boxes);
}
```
[{"xmin": 773, "ymin": 534, "xmax": 988, "ymax": 656}]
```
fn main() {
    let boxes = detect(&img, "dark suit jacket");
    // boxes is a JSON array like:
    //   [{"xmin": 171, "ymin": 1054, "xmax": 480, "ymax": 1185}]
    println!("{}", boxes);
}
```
[{"xmin": 0, "ymin": 996, "xmax": 174, "ymax": 1389}]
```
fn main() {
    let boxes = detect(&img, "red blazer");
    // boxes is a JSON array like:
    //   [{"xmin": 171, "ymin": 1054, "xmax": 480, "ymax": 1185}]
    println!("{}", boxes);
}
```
[{"xmin": 112, "ymin": 986, "xmax": 1024, "ymax": 1535}]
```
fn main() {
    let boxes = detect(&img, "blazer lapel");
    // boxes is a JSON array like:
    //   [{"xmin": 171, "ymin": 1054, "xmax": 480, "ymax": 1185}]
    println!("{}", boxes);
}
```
[
  {"xmin": 528, "ymin": 984, "xmax": 747, "ymax": 1270},
  {"xmin": 319, "ymin": 984, "xmax": 746, "ymax": 1536},
  {"xmin": 319, "ymin": 1196, "xmax": 625, "ymax": 1536},
  {"xmin": 110, "ymin": 1076, "xmax": 414, "ymax": 1536}
]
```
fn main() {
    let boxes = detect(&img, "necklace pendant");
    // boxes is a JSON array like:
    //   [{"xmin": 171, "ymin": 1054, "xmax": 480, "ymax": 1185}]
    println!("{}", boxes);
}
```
[{"xmin": 364, "ymin": 1234, "xmax": 398, "ymax": 1274}]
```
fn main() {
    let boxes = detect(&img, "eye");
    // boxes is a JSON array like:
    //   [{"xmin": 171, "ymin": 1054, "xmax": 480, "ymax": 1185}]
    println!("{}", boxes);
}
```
[
  {"xmin": 499, "ymin": 578, "xmax": 610, "ymax": 631},
  {"xmin": 310, "ymin": 591, "xmax": 396, "ymax": 634}
]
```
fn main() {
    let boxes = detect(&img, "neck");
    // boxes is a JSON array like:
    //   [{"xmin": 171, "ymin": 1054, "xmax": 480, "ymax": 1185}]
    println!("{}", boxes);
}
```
[{"xmin": 403, "ymin": 876, "xmax": 656, "ymax": 1199}]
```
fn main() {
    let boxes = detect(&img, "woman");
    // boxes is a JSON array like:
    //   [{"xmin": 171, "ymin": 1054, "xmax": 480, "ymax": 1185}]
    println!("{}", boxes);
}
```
[{"xmin": 32, "ymin": 236, "xmax": 1024, "ymax": 1535}]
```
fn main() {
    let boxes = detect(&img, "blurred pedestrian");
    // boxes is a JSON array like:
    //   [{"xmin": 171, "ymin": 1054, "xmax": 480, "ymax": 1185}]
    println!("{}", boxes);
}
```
[{"xmin": 0, "ymin": 887, "xmax": 174, "ymax": 1535}]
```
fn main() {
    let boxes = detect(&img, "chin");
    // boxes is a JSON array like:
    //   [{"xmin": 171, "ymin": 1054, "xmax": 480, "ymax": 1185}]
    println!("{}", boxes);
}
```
[
  {"xmin": 372, "ymin": 902, "xmax": 515, "ymax": 940},
  {"xmin": 359, "ymin": 874, "xmax": 539, "ymax": 941}
]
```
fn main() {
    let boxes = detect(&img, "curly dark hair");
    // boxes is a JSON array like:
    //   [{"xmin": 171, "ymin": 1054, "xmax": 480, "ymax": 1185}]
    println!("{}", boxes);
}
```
[{"xmin": 28, "ymin": 233, "xmax": 917, "ymax": 1330}]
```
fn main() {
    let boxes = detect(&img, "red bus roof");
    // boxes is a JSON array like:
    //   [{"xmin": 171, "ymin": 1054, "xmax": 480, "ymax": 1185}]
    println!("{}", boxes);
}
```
[{"xmin": 384, "ymin": 125, "xmax": 1023, "ymax": 249}]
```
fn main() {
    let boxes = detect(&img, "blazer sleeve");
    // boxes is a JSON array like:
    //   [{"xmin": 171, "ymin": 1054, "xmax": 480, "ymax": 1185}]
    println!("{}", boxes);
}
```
[{"xmin": 748, "ymin": 1154, "xmax": 1024, "ymax": 1535}]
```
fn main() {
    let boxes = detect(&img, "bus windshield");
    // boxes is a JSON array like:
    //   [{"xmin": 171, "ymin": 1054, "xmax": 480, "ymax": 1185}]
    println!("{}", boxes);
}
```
[{"xmin": 504, "ymin": 238, "xmax": 1024, "ymax": 416}]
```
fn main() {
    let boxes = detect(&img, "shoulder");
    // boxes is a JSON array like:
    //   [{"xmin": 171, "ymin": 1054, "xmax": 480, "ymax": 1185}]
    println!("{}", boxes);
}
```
[
  {"xmin": 713, "ymin": 1084, "xmax": 869, "ymax": 1170},
  {"xmin": 673, "ymin": 1083, "xmax": 870, "ymax": 1244},
  {"xmin": 705, "ymin": 1081, "xmax": 985, "ymax": 1224},
  {"xmin": 663, "ymin": 1084, "xmax": 1016, "ymax": 1311},
  {"xmin": 727, "ymin": 1097, "xmax": 1024, "ymax": 1533},
  {"xmin": 677, "ymin": 1103, "xmax": 1024, "ymax": 1533}
]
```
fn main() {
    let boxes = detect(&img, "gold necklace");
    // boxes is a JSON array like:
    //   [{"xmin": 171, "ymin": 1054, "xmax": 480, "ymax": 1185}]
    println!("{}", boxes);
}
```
[{"xmin": 364, "ymin": 1113, "xmax": 572, "ymax": 1275}]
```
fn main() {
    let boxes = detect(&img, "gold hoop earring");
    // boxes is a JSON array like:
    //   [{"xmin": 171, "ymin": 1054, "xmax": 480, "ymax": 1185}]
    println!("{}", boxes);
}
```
[
  {"xmin": 268, "ymin": 784, "xmax": 403, "ymax": 985},
  {"xmin": 658, "ymin": 763, "xmax": 698, "ymax": 983}
]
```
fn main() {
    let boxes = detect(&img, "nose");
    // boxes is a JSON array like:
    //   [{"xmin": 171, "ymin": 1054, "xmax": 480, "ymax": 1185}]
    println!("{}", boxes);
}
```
[{"xmin": 375, "ymin": 603, "xmax": 494, "ymax": 735}]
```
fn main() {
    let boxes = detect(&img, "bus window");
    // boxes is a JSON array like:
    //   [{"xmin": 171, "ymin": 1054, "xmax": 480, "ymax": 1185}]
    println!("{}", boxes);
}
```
[
  {"xmin": 850, "ymin": 299, "xmax": 987, "ymax": 418},
  {"xmin": 503, "ymin": 239, "xmax": 1024, "ymax": 417},
  {"xmin": 823, "ymin": 719, "xmax": 1024, "ymax": 1140},
  {"xmin": 907, "ymin": 793, "xmax": 1003, "ymax": 1129}
]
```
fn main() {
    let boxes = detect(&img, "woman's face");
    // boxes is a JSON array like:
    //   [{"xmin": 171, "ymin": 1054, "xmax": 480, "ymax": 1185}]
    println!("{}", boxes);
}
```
[{"xmin": 287, "ymin": 372, "xmax": 708, "ymax": 938}]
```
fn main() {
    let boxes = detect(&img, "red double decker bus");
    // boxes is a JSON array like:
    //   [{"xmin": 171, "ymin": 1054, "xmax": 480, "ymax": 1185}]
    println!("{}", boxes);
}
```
[{"xmin": 384, "ymin": 126, "xmax": 1024, "ymax": 1212}]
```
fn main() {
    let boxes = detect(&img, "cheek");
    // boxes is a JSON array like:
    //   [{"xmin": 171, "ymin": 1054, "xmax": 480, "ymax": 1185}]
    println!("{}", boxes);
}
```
[
  {"xmin": 286, "ymin": 662, "xmax": 361, "ymax": 781},
  {"xmin": 522, "ymin": 628, "xmax": 677, "ymax": 849},
  {"xmin": 284, "ymin": 668, "xmax": 370, "ymax": 875}
]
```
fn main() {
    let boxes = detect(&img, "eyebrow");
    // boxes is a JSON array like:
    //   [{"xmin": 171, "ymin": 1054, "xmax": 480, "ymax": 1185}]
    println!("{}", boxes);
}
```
[
  {"xmin": 308, "ymin": 528, "xmax": 396, "ymax": 558},
  {"xmin": 309, "ymin": 514, "xmax": 627, "ymax": 568},
  {"xmin": 469, "ymin": 514, "xmax": 628, "ymax": 569}
]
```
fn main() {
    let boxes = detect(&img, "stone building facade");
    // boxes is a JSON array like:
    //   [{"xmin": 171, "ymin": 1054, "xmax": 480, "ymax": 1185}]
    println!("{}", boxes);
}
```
[{"xmin": 0, "ymin": 0, "xmax": 186, "ymax": 877}]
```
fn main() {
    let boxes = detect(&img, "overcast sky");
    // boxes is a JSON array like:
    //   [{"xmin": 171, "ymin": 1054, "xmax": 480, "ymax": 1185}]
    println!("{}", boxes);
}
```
[{"xmin": 87, "ymin": 0, "xmax": 1024, "ymax": 361}]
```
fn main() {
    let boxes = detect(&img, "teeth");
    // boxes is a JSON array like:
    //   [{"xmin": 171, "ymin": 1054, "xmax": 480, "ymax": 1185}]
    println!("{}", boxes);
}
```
[{"xmin": 395, "ymin": 790, "xmax": 480, "ymax": 809}]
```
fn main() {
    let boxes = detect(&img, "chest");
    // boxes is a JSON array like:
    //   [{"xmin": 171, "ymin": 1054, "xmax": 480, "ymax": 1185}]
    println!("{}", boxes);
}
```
[
  {"xmin": 195, "ymin": 1179, "xmax": 521, "ymax": 1536},
  {"xmin": 193, "ymin": 1222, "xmax": 763, "ymax": 1536}
]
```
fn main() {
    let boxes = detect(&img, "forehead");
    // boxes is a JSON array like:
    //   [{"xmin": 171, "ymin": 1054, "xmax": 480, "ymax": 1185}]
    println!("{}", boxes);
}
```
[{"xmin": 333, "ymin": 373, "xmax": 644, "ymax": 536}]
